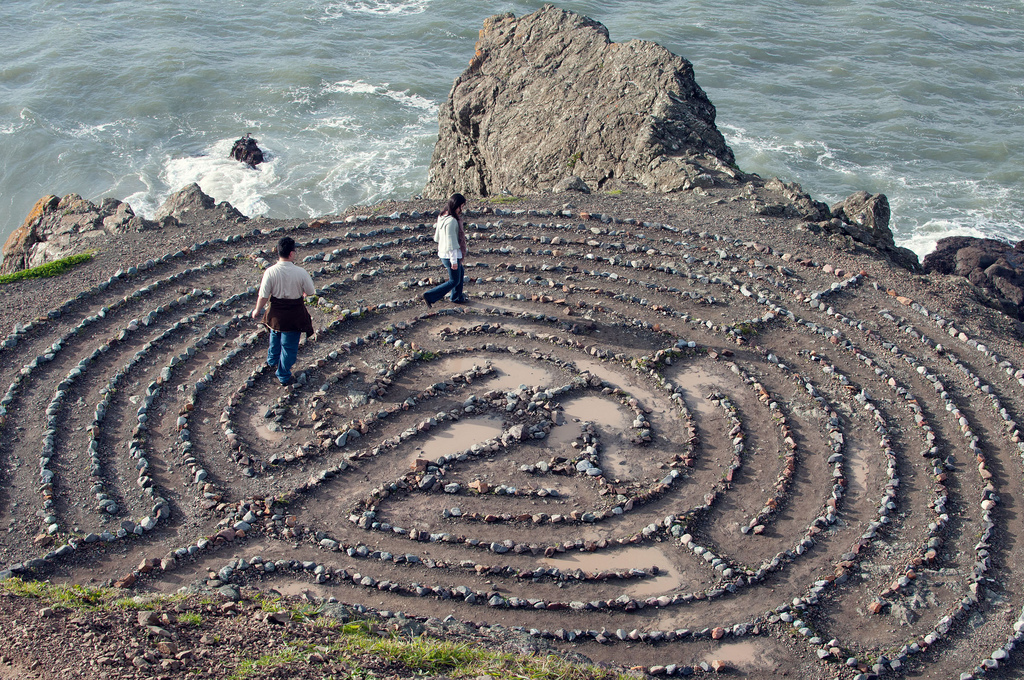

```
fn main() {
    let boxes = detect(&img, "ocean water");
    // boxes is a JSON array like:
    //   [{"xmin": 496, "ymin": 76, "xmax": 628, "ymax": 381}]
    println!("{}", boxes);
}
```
[{"xmin": 1, "ymin": 0, "xmax": 1021, "ymax": 260}]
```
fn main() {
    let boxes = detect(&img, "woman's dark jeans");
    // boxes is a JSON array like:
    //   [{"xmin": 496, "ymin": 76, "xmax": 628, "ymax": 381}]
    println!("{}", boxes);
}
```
[{"xmin": 423, "ymin": 258, "xmax": 464, "ymax": 304}]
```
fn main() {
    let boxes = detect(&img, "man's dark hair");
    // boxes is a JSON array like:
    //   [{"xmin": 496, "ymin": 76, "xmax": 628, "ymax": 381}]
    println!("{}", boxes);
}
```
[{"xmin": 277, "ymin": 236, "xmax": 296, "ymax": 259}]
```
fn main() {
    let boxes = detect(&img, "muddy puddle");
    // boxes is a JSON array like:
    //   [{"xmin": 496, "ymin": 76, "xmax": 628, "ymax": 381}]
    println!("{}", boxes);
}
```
[
  {"xmin": 703, "ymin": 639, "xmax": 782, "ymax": 672},
  {"xmin": 433, "ymin": 355, "xmax": 556, "ymax": 392},
  {"xmin": 249, "ymin": 412, "xmax": 286, "ymax": 443},
  {"xmin": 542, "ymin": 545, "xmax": 685, "ymax": 597},
  {"xmin": 574, "ymin": 357, "xmax": 669, "ymax": 409},
  {"xmin": 547, "ymin": 394, "xmax": 638, "ymax": 478},
  {"xmin": 407, "ymin": 416, "xmax": 505, "ymax": 465}
]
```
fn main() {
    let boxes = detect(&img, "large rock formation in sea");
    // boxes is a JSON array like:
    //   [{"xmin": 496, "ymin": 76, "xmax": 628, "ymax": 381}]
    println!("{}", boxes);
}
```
[{"xmin": 424, "ymin": 5, "xmax": 738, "ymax": 198}]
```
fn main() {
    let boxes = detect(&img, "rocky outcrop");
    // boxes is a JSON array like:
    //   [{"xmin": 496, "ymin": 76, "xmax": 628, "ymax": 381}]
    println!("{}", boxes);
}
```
[
  {"xmin": 0, "ymin": 194, "xmax": 166, "ymax": 275},
  {"xmin": 827, "ymin": 191, "xmax": 919, "ymax": 271},
  {"xmin": 154, "ymin": 183, "xmax": 245, "ymax": 224},
  {"xmin": 755, "ymin": 179, "xmax": 831, "ymax": 223},
  {"xmin": 0, "ymin": 183, "xmax": 246, "ymax": 275},
  {"xmin": 831, "ymin": 191, "xmax": 892, "ymax": 244},
  {"xmin": 424, "ymin": 6, "xmax": 737, "ymax": 199},
  {"xmin": 229, "ymin": 134, "xmax": 265, "ymax": 168},
  {"xmin": 923, "ymin": 235, "xmax": 1024, "ymax": 319},
  {"xmin": 753, "ymin": 182, "xmax": 919, "ymax": 271}
]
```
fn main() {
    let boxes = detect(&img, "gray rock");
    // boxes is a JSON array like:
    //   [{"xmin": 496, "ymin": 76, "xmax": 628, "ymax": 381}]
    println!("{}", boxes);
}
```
[
  {"xmin": 424, "ymin": 6, "xmax": 734, "ymax": 200},
  {"xmin": 831, "ymin": 191, "xmax": 892, "ymax": 244},
  {"xmin": 217, "ymin": 585, "xmax": 241, "ymax": 601},
  {"xmin": 552, "ymin": 175, "xmax": 591, "ymax": 194}
]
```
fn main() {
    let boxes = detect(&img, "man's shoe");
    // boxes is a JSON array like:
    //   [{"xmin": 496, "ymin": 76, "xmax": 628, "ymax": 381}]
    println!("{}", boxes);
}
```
[
  {"xmin": 422, "ymin": 293, "xmax": 433, "ymax": 309},
  {"xmin": 278, "ymin": 377, "xmax": 292, "ymax": 386}
]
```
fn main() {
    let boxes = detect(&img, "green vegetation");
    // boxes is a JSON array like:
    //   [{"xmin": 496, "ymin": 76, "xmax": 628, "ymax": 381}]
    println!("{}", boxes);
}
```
[
  {"xmin": 0, "ymin": 251, "xmax": 94, "ymax": 285},
  {"xmin": 487, "ymin": 195, "xmax": 524, "ymax": 205},
  {"xmin": 230, "ymin": 621, "xmax": 628, "ymax": 680},
  {"xmin": 1, "ymin": 578, "xmax": 179, "ymax": 611},
  {"xmin": 179, "ymin": 611, "xmax": 203, "ymax": 627},
  {"xmin": 2, "ymin": 579, "xmax": 110, "ymax": 610},
  {"xmin": 604, "ymin": 190, "xmax": 623, "ymax": 196},
  {"xmin": 566, "ymin": 151, "xmax": 583, "ymax": 170},
  {"xmin": 3, "ymin": 578, "xmax": 627, "ymax": 680}
]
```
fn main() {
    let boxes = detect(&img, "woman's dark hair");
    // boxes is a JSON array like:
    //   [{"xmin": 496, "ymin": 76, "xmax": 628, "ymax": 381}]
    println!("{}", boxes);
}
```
[
  {"xmin": 277, "ymin": 236, "xmax": 297, "ymax": 259},
  {"xmin": 441, "ymin": 193, "xmax": 467, "ymax": 217}
]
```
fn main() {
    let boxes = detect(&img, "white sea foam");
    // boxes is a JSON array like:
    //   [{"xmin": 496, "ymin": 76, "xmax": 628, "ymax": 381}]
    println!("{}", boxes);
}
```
[
  {"xmin": 325, "ymin": 80, "xmax": 382, "ymax": 96},
  {"xmin": 67, "ymin": 120, "xmax": 123, "ymax": 139},
  {"xmin": 902, "ymin": 221, "xmax": 990, "ymax": 262},
  {"xmin": 129, "ymin": 139, "xmax": 278, "ymax": 220},
  {"xmin": 323, "ymin": 0, "xmax": 431, "ymax": 17},
  {"xmin": 323, "ymin": 79, "xmax": 438, "ymax": 113}
]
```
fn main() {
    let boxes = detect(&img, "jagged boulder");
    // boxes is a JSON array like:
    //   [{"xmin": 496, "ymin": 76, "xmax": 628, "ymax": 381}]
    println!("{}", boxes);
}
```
[
  {"xmin": 552, "ymin": 175, "xmax": 591, "ymax": 194},
  {"xmin": 229, "ymin": 134, "xmax": 265, "ymax": 168},
  {"xmin": 758, "ymin": 179, "xmax": 831, "ymax": 223},
  {"xmin": 831, "ymin": 191, "xmax": 894, "ymax": 248},
  {"xmin": 0, "ymin": 194, "xmax": 162, "ymax": 275},
  {"xmin": 154, "ymin": 183, "xmax": 215, "ymax": 221},
  {"xmin": 154, "ymin": 183, "xmax": 244, "ymax": 223},
  {"xmin": 424, "ymin": 6, "xmax": 736, "ymax": 198},
  {"xmin": 756, "ymin": 185, "xmax": 919, "ymax": 272},
  {"xmin": 923, "ymin": 236, "xmax": 1024, "ymax": 318}
]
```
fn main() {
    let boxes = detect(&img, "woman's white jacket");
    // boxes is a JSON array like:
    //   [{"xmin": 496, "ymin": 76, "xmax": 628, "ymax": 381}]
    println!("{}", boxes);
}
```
[{"xmin": 433, "ymin": 215, "xmax": 461, "ymax": 258}]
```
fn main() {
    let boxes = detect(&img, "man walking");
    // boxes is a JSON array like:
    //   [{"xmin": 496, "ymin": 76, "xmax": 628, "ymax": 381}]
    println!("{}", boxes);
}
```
[{"xmin": 251, "ymin": 236, "xmax": 316, "ymax": 385}]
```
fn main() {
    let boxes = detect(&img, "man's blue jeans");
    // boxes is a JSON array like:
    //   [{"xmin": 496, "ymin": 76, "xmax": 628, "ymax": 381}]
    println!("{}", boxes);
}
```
[
  {"xmin": 423, "ymin": 258, "xmax": 464, "ymax": 304},
  {"xmin": 267, "ymin": 330, "xmax": 301, "ymax": 384}
]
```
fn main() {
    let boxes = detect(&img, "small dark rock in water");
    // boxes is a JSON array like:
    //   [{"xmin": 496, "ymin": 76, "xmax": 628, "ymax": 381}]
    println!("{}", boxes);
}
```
[{"xmin": 230, "ymin": 133, "xmax": 264, "ymax": 168}]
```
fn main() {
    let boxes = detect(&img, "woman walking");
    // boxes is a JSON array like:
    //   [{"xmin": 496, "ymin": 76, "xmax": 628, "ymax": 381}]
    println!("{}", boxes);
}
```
[{"xmin": 423, "ymin": 193, "xmax": 469, "ymax": 308}]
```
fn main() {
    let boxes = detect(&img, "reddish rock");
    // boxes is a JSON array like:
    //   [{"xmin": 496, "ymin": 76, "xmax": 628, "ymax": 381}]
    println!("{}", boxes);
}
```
[{"xmin": 114, "ymin": 573, "xmax": 137, "ymax": 589}]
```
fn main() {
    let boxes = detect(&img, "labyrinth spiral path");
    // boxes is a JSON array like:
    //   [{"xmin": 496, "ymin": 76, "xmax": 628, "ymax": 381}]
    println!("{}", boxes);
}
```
[{"xmin": 3, "ymin": 200, "xmax": 1024, "ymax": 679}]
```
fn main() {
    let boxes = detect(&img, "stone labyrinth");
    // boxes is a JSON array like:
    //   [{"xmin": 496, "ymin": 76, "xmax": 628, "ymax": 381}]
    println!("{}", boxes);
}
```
[{"xmin": 3, "ymin": 205, "xmax": 1024, "ymax": 679}]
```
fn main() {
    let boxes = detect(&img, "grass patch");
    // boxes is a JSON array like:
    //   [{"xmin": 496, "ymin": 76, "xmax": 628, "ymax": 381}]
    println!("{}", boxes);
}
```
[
  {"xmin": 229, "ymin": 626, "xmax": 628, "ymax": 680},
  {"xmin": 231, "ymin": 644, "xmax": 309, "ymax": 679},
  {"xmin": 487, "ymin": 195, "xmax": 524, "ymax": 205},
  {"xmin": 2, "ymin": 579, "xmax": 110, "ymax": 610},
  {"xmin": 603, "ymin": 190, "xmax": 623, "ymax": 196},
  {"xmin": 734, "ymin": 322, "xmax": 759, "ymax": 336},
  {"xmin": 3, "ymin": 579, "xmax": 626, "ymax": 680},
  {"xmin": 179, "ymin": 611, "xmax": 203, "ymax": 627},
  {"xmin": 0, "ymin": 252, "xmax": 94, "ymax": 285},
  {"xmin": 0, "ymin": 577, "xmax": 181, "ymax": 612}
]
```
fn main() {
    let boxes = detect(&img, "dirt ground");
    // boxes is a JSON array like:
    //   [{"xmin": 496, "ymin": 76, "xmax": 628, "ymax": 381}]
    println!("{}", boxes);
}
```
[{"xmin": 2, "ymin": 184, "xmax": 1024, "ymax": 679}]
